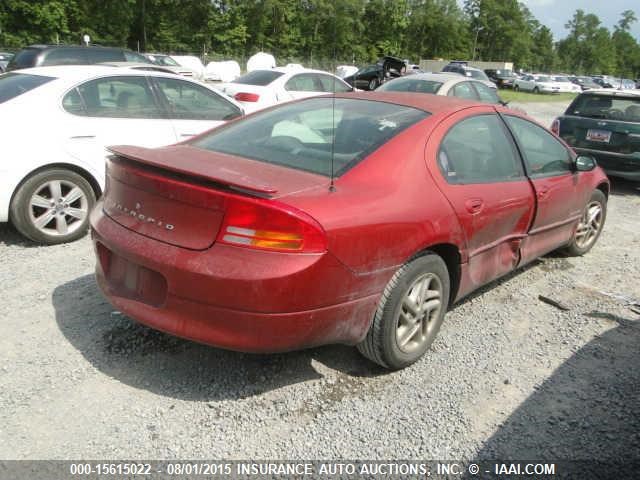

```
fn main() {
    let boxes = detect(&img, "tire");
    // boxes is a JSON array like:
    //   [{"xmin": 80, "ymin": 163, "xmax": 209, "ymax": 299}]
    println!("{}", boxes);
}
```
[
  {"xmin": 368, "ymin": 78, "xmax": 379, "ymax": 90},
  {"xmin": 10, "ymin": 168, "xmax": 96, "ymax": 245},
  {"xmin": 513, "ymin": 84, "xmax": 520, "ymax": 91},
  {"xmin": 533, "ymin": 86, "xmax": 540, "ymax": 94},
  {"xmin": 357, "ymin": 253, "xmax": 450, "ymax": 369},
  {"xmin": 564, "ymin": 189, "xmax": 607, "ymax": 256}
]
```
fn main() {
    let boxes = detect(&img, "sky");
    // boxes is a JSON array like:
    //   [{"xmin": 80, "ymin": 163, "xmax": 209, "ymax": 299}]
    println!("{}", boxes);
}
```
[{"xmin": 458, "ymin": 0, "xmax": 640, "ymax": 41}]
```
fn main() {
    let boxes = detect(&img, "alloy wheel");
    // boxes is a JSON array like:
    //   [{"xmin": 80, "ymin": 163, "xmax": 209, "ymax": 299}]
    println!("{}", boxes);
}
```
[
  {"xmin": 395, "ymin": 273, "xmax": 443, "ymax": 354},
  {"xmin": 28, "ymin": 179, "xmax": 89, "ymax": 237},
  {"xmin": 574, "ymin": 201, "xmax": 603, "ymax": 250}
]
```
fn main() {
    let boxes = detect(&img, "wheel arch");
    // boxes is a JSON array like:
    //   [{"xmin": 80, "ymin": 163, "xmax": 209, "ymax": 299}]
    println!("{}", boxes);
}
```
[
  {"xmin": 596, "ymin": 181, "xmax": 609, "ymax": 199},
  {"xmin": 410, "ymin": 242, "xmax": 461, "ymax": 307},
  {"xmin": 10, "ymin": 163, "xmax": 102, "ymax": 213}
]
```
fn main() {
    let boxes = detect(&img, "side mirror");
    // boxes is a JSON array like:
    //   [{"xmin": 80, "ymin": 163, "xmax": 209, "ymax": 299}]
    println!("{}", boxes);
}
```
[{"xmin": 575, "ymin": 155, "xmax": 597, "ymax": 172}]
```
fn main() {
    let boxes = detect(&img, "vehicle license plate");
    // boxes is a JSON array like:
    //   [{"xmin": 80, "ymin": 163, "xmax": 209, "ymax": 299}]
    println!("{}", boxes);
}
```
[{"xmin": 586, "ymin": 129, "xmax": 612, "ymax": 143}]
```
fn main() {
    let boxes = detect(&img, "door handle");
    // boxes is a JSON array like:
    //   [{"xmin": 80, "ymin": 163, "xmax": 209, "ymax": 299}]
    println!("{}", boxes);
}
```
[
  {"xmin": 464, "ymin": 198, "xmax": 484, "ymax": 214},
  {"xmin": 69, "ymin": 135, "xmax": 96, "ymax": 139},
  {"xmin": 180, "ymin": 133, "xmax": 197, "ymax": 137}
]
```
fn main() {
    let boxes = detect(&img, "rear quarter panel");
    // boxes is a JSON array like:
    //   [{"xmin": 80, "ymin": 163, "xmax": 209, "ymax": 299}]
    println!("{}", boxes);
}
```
[{"xmin": 283, "ymin": 115, "xmax": 465, "ymax": 281}]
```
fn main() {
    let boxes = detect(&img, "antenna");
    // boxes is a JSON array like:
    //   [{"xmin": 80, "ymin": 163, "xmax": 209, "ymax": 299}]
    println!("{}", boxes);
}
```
[{"xmin": 329, "ymin": 0, "xmax": 337, "ymax": 192}]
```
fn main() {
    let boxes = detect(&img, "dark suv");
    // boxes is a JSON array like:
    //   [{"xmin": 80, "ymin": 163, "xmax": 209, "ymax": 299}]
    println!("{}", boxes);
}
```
[
  {"xmin": 552, "ymin": 90, "xmax": 640, "ymax": 181},
  {"xmin": 6, "ymin": 45, "xmax": 151, "ymax": 71}
]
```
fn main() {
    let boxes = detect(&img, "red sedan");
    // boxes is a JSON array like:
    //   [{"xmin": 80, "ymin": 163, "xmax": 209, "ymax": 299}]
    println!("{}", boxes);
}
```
[{"xmin": 90, "ymin": 92, "xmax": 609, "ymax": 369}]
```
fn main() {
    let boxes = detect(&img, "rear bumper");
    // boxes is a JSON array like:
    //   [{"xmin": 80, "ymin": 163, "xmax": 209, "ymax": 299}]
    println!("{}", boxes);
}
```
[
  {"xmin": 90, "ymin": 202, "xmax": 379, "ymax": 353},
  {"xmin": 574, "ymin": 148, "xmax": 640, "ymax": 181}
]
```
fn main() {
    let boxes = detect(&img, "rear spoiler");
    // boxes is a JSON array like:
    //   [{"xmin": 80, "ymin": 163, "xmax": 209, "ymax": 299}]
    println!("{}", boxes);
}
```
[{"xmin": 108, "ymin": 145, "xmax": 278, "ymax": 196}]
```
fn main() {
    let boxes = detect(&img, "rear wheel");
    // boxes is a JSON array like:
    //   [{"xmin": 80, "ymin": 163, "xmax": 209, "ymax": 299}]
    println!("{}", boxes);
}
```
[
  {"xmin": 514, "ymin": 84, "xmax": 520, "ymax": 91},
  {"xmin": 357, "ymin": 253, "xmax": 450, "ymax": 369},
  {"xmin": 564, "ymin": 189, "xmax": 606, "ymax": 256},
  {"xmin": 10, "ymin": 168, "xmax": 96, "ymax": 244},
  {"xmin": 533, "ymin": 86, "xmax": 540, "ymax": 94}
]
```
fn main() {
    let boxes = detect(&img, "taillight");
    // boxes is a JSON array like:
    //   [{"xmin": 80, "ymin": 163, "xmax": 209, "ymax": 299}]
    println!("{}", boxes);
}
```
[
  {"xmin": 551, "ymin": 118, "xmax": 560, "ymax": 136},
  {"xmin": 217, "ymin": 197, "xmax": 326, "ymax": 253},
  {"xmin": 234, "ymin": 92, "xmax": 260, "ymax": 102}
]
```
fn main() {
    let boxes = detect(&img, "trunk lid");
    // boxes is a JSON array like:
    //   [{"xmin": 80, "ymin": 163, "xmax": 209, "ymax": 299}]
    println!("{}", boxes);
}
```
[{"xmin": 103, "ymin": 144, "xmax": 329, "ymax": 250}]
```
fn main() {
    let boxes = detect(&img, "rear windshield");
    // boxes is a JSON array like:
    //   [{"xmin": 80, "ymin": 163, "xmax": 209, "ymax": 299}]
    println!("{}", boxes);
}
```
[
  {"xmin": 536, "ymin": 76, "xmax": 551, "ymax": 82},
  {"xmin": 192, "ymin": 97, "xmax": 429, "ymax": 177},
  {"xmin": 378, "ymin": 77, "xmax": 443, "ymax": 94},
  {"xmin": 0, "ymin": 72, "xmax": 55, "ymax": 103},
  {"xmin": 496, "ymin": 70, "xmax": 515, "ymax": 77},
  {"xmin": 232, "ymin": 70, "xmax": 284, "ymax": 86},
  {"xmin": 7, "ymin": 48, "xmax": 40, "ymax": 70},
  {"xmin": 567, "ymin": 94, "xmax": 640, "ymax": 121}
]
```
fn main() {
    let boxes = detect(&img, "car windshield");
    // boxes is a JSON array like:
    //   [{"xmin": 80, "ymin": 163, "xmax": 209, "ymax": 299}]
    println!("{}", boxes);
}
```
[
  {"xmin": 377, "ymin": 77, "xmax": 443, "ymax": 94},
  {"xmin": 468, "ymin": 70, "xmax": 490, "ymax": 81},
  {"xmin": 567, "ymin": 94, "xmax": 640, "ymax": 121},
  {"xmin": 0, "ymin": 72, "xmax": 55, "ymax": 103},
  {"xmin": 536, "ymin": 76, "xmax": 551, "ymax": 82},
  {"xmin": 554, "ymin": 77, "xmax": 570, "ymax": 82},
  {"xmin": 192, "ymin": 97, "xmax": 429, "ymax": 177},
  {"xmin": 232, "ymin": 70, "xmax": 284, "ymax": 86},
  {"xmin": 496, "ymin": 70, "xmax": 516, "ymax": 77}
]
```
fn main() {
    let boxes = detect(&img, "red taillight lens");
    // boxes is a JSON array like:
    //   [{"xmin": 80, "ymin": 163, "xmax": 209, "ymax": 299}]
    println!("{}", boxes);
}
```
[
  {"xmin": 234, "ymin": 92, "xmax": 260, "ymax": 102},
  {"xmin": 217, "ymin": 197, "xmax": 327, "ymax": 253},
  {"xmin": 551, "ymin": 118, "xmax": 560, "ymax": 136}
]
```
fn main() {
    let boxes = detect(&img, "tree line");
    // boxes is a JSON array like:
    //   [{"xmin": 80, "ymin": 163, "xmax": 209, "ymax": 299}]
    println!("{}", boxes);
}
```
[{"xmin": 1, "ymin": 0, "xmax": 638, "ymax": 77}]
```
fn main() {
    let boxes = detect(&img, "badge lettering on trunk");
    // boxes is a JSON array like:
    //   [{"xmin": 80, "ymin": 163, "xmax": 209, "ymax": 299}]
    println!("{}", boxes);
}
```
[{"xmin": 109, "ymin": 200, "xmax": 175, "ymax": 231}]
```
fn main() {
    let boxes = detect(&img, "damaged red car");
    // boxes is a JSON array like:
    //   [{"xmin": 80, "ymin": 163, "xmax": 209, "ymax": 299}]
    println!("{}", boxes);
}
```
[{"xmin": 91, "ymin": 93, "xmax": 609, "ymax": 369}]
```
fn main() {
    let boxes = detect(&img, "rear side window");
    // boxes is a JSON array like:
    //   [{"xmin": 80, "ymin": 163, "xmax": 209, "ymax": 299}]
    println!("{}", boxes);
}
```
[
  {"xmin": 232, "ymin": 70, "xmax": 284, "ymax": 86},
  {"xmin": 0, "ymin": 73, "xmax": 55, "ymax": 103},
  {"xmin": 378, "ymin": 77, "xmax": 443, "ymax": 94},
  {"xmin": 155, "ymin": 77, "xmax": 241, "ymax": 120},
  {"xmin": 71, "ymin": 76, "xmax": 163, "ymax": 118},
  {"xmin": 7, "ymin": 49, "xmax": 40, "ymax": 69},
  {"xmin": 473, "ymin": 82, "xmax": 500, "ymax": 104},
  {"xmin": 316, "ymin": 74, "xmax": 351, "ymax": 93},
  {"xmin": 285, "ymin": 74, "xmax": 319, "ymax": 92},
  {"xmin": 567, "ymin": 94, "xmax": 640, "ymax": 121},
  {"xmin": 192, "ymin": 97, "xmax": 429, "ymax": 177},
  {"xmin": 438, "ymin": 115, "xmax": 523, "ymax": 184},
  {"xmin": 449, "ymin": 82, "xmax": 479, "ymax": 100}
]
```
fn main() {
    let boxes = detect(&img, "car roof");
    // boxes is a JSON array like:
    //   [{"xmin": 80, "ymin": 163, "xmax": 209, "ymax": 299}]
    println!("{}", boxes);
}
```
[
  {"xmin": 578, "ymin": 89, "xmax": 640, "ymax": 97},
  {"xmin": 388, "ymin": 72, "xmax": 467, "ymax": 83},
  {"xmin": 271, "ymin": 67, "xmax": 339, "ymax": 76},
  {"xmin": 23, "ymin": 44, "xmax": 125, "ymax": 51},
  {"xmin": 11, "ymin": 65, "xmax": 192, "ymax": 83},
  {"xmin": 333, "ymin": 91, "xmax": 484, "ymax": 114}
]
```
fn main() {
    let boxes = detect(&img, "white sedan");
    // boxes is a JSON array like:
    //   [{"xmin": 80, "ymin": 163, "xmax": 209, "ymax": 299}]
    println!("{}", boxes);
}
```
[
  {"xmin": 218, "ymin": 67, "xmax": 353, "ymax": 113},
  {"xmin": 0, "ymin": 66, "xmax": 243, "ymax": 244},
  {"xmin": 377, "ymin": 72, "xmax": 505, "ymax": 104},
  {"xmin": 551, "ymin": 75, "xmax": 581, "ymax": 93},
  {"xmin": 513, "ymin": 74, "xmax": 560, "ymax": 94}
]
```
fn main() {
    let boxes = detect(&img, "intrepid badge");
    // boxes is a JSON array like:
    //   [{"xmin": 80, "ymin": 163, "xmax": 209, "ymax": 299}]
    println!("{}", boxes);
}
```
[{"xmin": 109, "ymin": 200, "xmax": 175, "ymax": 231}]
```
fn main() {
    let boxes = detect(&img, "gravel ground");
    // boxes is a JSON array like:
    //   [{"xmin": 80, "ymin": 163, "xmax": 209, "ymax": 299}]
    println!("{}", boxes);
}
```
[{"xmin": 1, "ymin": 100, "xmax": 639, "ymax": 463}]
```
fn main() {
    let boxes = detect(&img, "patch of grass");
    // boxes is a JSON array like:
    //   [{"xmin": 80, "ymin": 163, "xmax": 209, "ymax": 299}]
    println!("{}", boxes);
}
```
[{"xmin": 499, "ymin": 90, "xmax": 578, "ymax": 103}]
